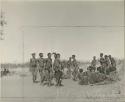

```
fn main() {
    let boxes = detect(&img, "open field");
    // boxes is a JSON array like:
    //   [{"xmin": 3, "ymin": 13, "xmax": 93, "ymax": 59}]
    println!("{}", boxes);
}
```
[{"xmin": 0, "ymin": 60, "xmax": 125, "ymax": 102}]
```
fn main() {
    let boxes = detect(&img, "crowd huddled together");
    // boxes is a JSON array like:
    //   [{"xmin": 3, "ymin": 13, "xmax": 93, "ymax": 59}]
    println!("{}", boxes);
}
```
[
  {"xmin": 30, "ymin": 52, "xmax": 117, "ymax": 86},
  {"xmin": 77, "ymin": 53, "xmax": 117, "ymax": 85}
]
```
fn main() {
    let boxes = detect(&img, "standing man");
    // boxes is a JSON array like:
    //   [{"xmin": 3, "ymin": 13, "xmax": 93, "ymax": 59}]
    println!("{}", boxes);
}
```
[
  {"xmin": 104, "ymin": 55, "xmax": 111, "ymax": 75},
  {"xmin": 53, "ymin": 53, "xmax": 58, "ymax": 72},
  {"xmin": 71, "ymin": 55, "xmax": 79, "ymax": 81},
  {"xmin": 37, "ymin": 53, "xmax": 45, "ymax": 84},
  {"xmin": 91, "ymin": 56, "xmax": 97, "ymax": 72},
  {"xmin": 30, "ymin": 53, "xmax": 37, "ymax": 83},
  {"xmin": 53, "ymin": 53, "xmax": 63, "ymax": 86},
  {"xmin": 67, "ymin": 57, "xmax": 72, "ymax": 78},
  {"xmin": 109, "ymin": 55, "xmax": 116, "ymax": 72},
  {"xmin": 99, "ymin": 53, "xmax": 105, "ymax": 74},
  {"xmin": 45, "ymin": 53, "xmax": 53, "ymax": 86}
]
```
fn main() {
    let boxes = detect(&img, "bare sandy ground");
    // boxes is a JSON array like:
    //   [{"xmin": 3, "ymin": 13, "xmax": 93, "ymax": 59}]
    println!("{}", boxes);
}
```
[{"xmin": 0, "ymin": 67, "xmax": 125, "ymax": 102}]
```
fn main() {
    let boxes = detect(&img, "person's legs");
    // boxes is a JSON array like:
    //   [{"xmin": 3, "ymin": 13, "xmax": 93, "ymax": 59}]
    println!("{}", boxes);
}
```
[
  {"xmin": 32, "ymin": 72, "xmax": 35, "ymax": 82},
  {"xmin": 102, "ymin": 66, "xmax": 105, "ymax": 74},
  {"xmin": 55, "ymin": 71, "xmax": 60, "ymax": 86},
  {"xmin": 34, "ymin": 68, "xmax": 37, "ymax": 81},
  {"xmin": 47, "ymin": 70, "xmax": 52, "ymax": 86},
  {"xmin": 58, "ymin": 78, "xmax": 61, "ymax": 86},
  {"xmin": 57, "ymin": 73, "xmax": 62, "ymax": 86},
  {"xmin": 72, "ymin": 71, "xmax": 75, "ymax": 80},
  {"xmin": 55, "ymin": 71, "xmax": 58, "ymax": 86},
  {"xmin": 46, "ymin": 70, "xmax": 50, "ymax": 86},
  {"xmin": 74, "ymin": 70, "xmax": 78, "ymax": 81},
  {"xmin": 33, "ymin": 73, "xmax": 36, "ymax": 83},
  {"xmin": 32, "ymin": 68, "xmax": 35, "ymax": 83},
  {"xmin": 69, "ymin": 68, "xmax": 71, "ymax": 78},
  {"xmin": 40, "ymin": 70, "xmax": 44, "ymax": 84},
  {"xmin": 106, "ymin": 68, "xmax": 110, "ymax": 75},
  {"xmin": 57, "ymin": 77, "xmax": 59, "ymax": 86}
]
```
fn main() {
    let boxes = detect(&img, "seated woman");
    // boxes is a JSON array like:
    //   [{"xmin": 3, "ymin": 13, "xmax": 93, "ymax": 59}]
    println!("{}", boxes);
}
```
[
  {"xmin": 86, "ymin": 68, "xmax": 106, "ymax": 84},
  {"xmin": 77, "ymin": 69, "xmax": 88, "ymax": 85}
]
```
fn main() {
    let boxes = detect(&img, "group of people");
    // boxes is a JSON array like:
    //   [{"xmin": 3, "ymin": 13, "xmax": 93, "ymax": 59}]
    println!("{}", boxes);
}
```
[
  {"xmin": 77, "ymin": 53, "xmax": 117, "ymax": 85},
  {"xmin": 88, "ymin": 53, "xmax": 116, "ymax": 74},
  {"xmin": 30, "ymin": 52, "xmax": 78, "ymax": 86},
  {"xmin": 30, "ymin": 52, "xmax": 117, "ymax": 86}
]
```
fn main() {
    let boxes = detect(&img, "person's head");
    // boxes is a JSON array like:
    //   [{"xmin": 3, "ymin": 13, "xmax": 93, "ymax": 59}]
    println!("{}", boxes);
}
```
[
  {"xmin": 54, "ymin": 53, "xmax": 57, "ymax": 59},
  {"xmin": 100, "ymin": 53, "xmax": 103, "ymax": 57},
  {"xmin": 109, "ymin": 55, "xmax": 112, "ymax": 59},
  {"xmin": 47, "ymin": 53, "xmax": 51, "ymax": 58},
  {"xmin": 72, "ymin": 55, "xmax": 76, "ymax": 59},
  {"xmin": 31, "ymin": 53, "xmax": 36, "ymax": 58},
  {"xmin": 79, "ymin": 69, "xmax": 83, "ymax": 73},
  {"xmin": 56, "ymin": 53, "xmax": 60, "ymax": 59},
  {"xmin": 93, "ymin": 56, "xmax": 96, "ymax": 60},
  {"xmin": 39, "ymin": 53, "xmax": 43, "ymax": 58},
  {"xmin": 104, "ymin": 55, "xmax": 108, "ymax": 59},
  {"xmin": 69, "ymin": 57, "xmax": 71, "ymax": 61}
]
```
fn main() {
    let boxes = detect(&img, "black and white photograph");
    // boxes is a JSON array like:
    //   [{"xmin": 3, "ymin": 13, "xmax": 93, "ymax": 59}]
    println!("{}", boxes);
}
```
[{"xmin": 0, "ymin": 0, "xmax": 124, "ymax": 102}]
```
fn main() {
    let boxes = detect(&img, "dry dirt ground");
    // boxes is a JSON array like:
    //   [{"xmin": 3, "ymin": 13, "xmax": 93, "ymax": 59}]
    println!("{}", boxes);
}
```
[{"xmin": 0, "ymin": 67, "xmax": 125, "ymax": 102}]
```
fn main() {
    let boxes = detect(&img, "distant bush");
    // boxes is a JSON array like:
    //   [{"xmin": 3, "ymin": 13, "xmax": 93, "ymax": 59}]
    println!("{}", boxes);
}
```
[{"xmin": 1, "ymin": 62, "xmax": 30, "ymax": 69}]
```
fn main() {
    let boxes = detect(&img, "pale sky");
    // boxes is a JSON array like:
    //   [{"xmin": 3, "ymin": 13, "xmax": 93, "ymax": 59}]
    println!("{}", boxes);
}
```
[{"xmin": 0, "ymin": 0, "xmax": 124, "ymax": 63}]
